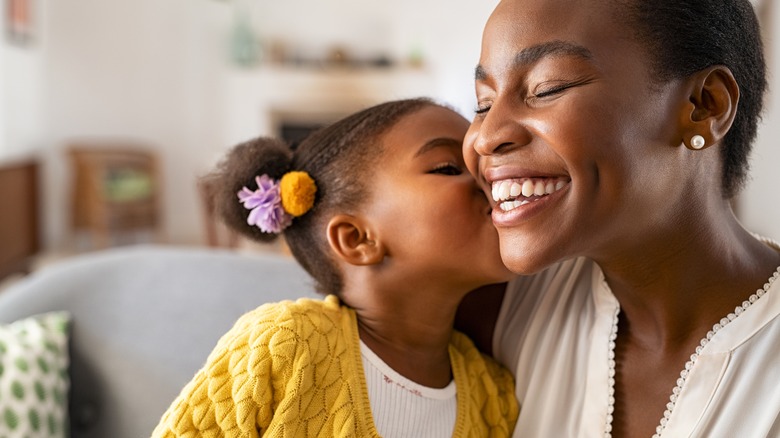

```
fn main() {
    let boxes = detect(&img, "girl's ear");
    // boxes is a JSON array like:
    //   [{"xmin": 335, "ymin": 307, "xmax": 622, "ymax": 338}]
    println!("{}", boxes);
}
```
[
  {"xmin": 679, "ymin": 65, "xmax": 739, "ymax": 149},
  {"xmin": 326, "ymin": 214, "xmax": 386, "ymax": 266}
]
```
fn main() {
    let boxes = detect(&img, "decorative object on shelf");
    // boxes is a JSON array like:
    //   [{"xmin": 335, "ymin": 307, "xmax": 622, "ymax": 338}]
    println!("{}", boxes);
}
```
[
  {"xmin": 267, "ymin": 39, "xmax": 288, "ymax": 65},
  {"xmin": 5, "ymin": 0, "xmax": 33, "ymax": 46},
  {"xmin": 407, "ymin": 43, "xmax": 425, "ymax": 68},
  {"xmin": 326, "ymin": 45, "xmax": 350, "ymax": 66},
  {"xmin": 229, "ymin": 2, "xmax": 260, "ymax": 67}
]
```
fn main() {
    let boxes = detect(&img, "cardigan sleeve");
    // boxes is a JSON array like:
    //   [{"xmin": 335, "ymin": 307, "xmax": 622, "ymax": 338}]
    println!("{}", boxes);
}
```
[{"xmin": 151, "ymin": 302, "xmax": 301, "ymax": 438}]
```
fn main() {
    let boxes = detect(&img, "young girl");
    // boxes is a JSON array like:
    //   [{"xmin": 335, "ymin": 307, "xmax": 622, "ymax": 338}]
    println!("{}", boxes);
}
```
[{"xmin": 152, "ymin": 98, "xmax": 518, "ymax": 437}]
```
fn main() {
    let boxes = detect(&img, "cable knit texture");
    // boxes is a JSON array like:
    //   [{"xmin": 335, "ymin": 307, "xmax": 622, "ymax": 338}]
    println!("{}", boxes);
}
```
[{"xmin": 152, "ymin": 295, "xmax": 518, "ymax": 437}]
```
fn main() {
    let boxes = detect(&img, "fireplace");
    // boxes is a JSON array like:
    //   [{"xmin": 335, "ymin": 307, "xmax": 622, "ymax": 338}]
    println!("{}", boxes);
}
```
[
  {"xmin": 222, "ymin": 65, "xmax": 436, "ymax": 156},
  {"xmin": 269, "ymin": 107, "xmax": 351, "ymax": 150}
]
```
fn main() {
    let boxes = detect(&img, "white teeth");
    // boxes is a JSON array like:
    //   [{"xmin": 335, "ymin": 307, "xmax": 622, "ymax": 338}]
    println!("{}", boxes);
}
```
[
  {"xmin": 500, "ymin": 199, "xmax": 531, "ymax": 211},
  {"xmin": 510, "ymin": 182, "xmax": 522, "ymax": 197},
  {"xmin": 491, "ymin": 177, "xmax": 570, "ymax": 210},
  {"xmin": 521, "ymin": 180, "xmax": 535, "ymax": 197},
  {"xmin": 498, "ymin": 181, "xmax": 511, "ymax": 200},
  {"xmin": 534, "ymin": 181, "xmax": 545, "ymax": 196}
]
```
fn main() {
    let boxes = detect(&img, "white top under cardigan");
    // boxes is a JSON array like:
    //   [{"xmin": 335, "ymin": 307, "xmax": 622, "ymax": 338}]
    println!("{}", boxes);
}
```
[
  {"xmin": 360, "ymin": 340, "xmax": 457, "ymax": 438},
  {"xmin": 494, "ymin": 238, "xmax": 780, "ymax": 438}
]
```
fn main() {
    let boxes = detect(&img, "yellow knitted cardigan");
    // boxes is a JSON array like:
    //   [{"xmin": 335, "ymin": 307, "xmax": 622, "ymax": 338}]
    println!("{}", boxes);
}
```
[{"xmin": 153, "ymin": 295, "xmax": 518, "ymax": 437}]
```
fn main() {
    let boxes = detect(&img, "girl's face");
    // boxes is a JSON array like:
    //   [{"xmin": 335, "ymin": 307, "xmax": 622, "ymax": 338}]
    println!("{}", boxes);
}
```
[
  {"xmin": 463, "ymin": 0, "xmax": 693, "ymax": 273},
  {"xmin": 363, "ymin": 105, "xmax": 512, "ymax": 289}
]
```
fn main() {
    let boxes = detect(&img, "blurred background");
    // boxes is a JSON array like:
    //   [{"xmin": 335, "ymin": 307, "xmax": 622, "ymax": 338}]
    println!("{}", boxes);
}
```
[{"xmin": 0, "ymin": 0, "xmax": 776, "ymax": 276}]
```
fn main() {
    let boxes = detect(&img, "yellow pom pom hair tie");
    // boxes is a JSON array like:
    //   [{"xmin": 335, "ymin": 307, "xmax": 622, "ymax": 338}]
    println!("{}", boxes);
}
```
[
  {"xmin": 237, "ymin": 171, "xmax": 317, "ymax": 234},
  {"xmin": 280, "ymin": 171, "xmax": 317, "ymax": 217}
]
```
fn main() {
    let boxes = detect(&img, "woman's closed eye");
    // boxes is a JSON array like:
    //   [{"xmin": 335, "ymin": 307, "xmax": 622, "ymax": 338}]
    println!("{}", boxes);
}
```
[
  {"xmin": 473, "ymin": 83, "xmax": 578, "ymax": 114},
  {"xmin": 529, "ymin": 77, "xmax": 592, "ymax": 101},
  {"xmin": 533, "ymin": 82, "xmax": 573, "ymax": 99}
]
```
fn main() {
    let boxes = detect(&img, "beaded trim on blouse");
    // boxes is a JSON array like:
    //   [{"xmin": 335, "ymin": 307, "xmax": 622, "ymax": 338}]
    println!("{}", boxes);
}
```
[{"xmin": 603, "ymin": 265, "xmax": 780, "ymax": 438}]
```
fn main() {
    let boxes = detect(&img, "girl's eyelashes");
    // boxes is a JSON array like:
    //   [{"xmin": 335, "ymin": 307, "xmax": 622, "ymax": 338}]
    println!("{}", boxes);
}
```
[
  {"xmin": 430, "ymin": 163, "xmax": 463, "ymax": 176},
  {"xmin": 474, "ymin": 104, "xmax": 491, "ymax": 115}
]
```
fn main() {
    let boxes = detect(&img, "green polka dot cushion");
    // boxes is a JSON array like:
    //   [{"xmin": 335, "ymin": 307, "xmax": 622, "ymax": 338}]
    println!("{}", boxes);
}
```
[{"xmin": 0, "ymin": 312, "xmax": 70, "ymax": 438}]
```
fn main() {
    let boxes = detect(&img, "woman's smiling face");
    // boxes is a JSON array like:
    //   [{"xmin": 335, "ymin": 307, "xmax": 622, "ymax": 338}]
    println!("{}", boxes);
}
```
[{"xmin": 464, "ymin": 0, "xmax": 695, "ymax": 273}]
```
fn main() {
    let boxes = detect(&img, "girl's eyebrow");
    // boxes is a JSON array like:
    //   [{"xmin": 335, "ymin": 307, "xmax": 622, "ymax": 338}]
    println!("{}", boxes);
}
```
[
  {"xmin": 414, "ymin": 137, "xmax": 463, "ymax": 158},
  {"xmin": 474, "ymin": 40, "xmax": 593, "ymax": 80}
]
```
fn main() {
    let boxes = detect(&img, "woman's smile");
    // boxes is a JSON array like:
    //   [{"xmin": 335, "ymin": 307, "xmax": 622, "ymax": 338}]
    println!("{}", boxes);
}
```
[
  {"xmin": 491, "ymin": 177, "xmax": 569, "ymax": 211},
  {"xmin": 489, "ymin": 177, "xmax": 570, "ymax": 226}
]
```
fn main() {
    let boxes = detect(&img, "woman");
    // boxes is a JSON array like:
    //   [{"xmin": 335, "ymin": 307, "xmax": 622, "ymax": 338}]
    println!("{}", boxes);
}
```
[{"xmin": 459, "ymin": 0, "xmax": 780, "ymax": 437}]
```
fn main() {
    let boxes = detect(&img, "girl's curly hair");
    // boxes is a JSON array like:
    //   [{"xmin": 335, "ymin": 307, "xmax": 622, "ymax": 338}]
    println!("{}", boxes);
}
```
[{"xmin": 203, "ymin": 97, "xmax": 438, "ymax": 295}]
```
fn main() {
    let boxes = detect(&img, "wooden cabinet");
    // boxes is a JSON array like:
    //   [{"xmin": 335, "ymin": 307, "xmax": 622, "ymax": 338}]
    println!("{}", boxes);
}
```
[
  {"xmin": 0, "ymin": 158, "xmax": 39, "ymax": 280},
  {"xmin": 69, "ymin": 146, "xmax": 161, "ymax": 248}
]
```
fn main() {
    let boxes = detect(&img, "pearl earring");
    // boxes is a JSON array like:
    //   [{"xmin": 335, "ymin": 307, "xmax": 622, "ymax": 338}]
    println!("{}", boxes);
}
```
[{"xmin": 691, "ymin": 135, "xmax": 705, "ymax": 150}]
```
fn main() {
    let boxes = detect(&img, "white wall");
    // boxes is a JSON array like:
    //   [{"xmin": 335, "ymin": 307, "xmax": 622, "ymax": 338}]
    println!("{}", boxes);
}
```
[
  {"xmin": 0, "ymin": 0, "xmax": 45, "ymax": 161},
  {"xmin": 740, "ymin": 0, "xmax": 780, "ymax": 239},
  {"xmin": 39, "ymin": 0, "xmax": 236, "ymax": 248}
]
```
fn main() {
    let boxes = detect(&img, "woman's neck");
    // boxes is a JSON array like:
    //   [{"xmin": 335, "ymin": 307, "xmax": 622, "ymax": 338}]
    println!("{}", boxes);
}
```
[
  {"xmin": 595, "ymin": 212, "xmax": 780, "ymax": 350},
  {"xmin": 343, "ymin": 283, "xmax": 468, "ymax": 388}
]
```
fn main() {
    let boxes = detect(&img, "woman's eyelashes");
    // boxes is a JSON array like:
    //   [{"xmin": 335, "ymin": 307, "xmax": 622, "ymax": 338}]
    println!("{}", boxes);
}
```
[
  {"xmin": 473, "ymin": 77, "xmax": 590, "ymax": 115},
  {"xmin": 472, "ymin": 82, "xmax": 571, "ymax": 115},
  {"xmin": 531, "ymin": 82, "xmax": 574, "ymax": 99}
]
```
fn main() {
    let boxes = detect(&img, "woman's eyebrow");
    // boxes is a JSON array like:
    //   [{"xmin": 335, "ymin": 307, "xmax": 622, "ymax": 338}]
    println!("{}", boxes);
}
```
[
  {"xmin": 475, "ymin": 40, "xmax": 593, "ymax": 80},
  {"xmin": 414, "ymin": 137, "xmax": 462, "ymax": 158}
]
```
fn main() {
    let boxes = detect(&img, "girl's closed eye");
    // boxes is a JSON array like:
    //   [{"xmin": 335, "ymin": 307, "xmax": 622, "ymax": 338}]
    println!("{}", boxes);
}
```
[
  {"xmin": 430, "ymin": 163, "xmax": 463, "ymax": 176},
  {"xmin": 474, "ymin": 103, "xmax": 491, "ymax": 115}
]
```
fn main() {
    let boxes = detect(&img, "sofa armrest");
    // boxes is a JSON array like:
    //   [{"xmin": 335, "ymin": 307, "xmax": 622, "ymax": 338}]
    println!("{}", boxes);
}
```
[{"xmin": 0, "ymin": 244, "xmax": 318, "ymax": 438}]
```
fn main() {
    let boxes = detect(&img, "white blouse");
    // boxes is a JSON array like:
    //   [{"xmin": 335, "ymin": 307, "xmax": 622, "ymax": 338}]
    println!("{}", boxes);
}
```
[{"xmin": 494, "ymin": 239, "xmax": 780, "ymax": 438}]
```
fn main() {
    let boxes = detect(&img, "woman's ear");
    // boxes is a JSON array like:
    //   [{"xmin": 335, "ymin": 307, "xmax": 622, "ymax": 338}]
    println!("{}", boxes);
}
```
[
  {"xmin": 326, "ymin": 214, "xmax": 386, "ymax": 266},
  {"xmin": 679, "ymin": 65, "xmax": 739, "ymax": 150}
]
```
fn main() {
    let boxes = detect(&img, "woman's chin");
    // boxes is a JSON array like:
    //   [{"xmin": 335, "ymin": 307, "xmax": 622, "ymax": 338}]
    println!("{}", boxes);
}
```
[{"xmin": 499, "ymin": 237, "xmax": 560, "ymax": 275}]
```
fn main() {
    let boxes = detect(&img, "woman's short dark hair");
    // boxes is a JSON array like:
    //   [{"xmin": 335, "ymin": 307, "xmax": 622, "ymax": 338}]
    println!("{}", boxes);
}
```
[
  {"xmin": 203, "ymin": 98, "xmax": 437, "ymax": 295},
  {"xmin": 619, "ymin": 0, "xmax": 766, "ymax": 198}
]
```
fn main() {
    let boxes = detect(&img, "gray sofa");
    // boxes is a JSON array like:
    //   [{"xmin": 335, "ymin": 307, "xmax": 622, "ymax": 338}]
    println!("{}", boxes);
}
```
[{"xmin": 0, "ymin": 245, "xmax": 319, "ymax": 438}]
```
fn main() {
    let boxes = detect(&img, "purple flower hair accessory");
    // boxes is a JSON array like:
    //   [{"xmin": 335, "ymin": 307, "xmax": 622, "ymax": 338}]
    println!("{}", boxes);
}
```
[{"xmin": 237, "ymin": 175, "xmax": 292, "ymax": 233}]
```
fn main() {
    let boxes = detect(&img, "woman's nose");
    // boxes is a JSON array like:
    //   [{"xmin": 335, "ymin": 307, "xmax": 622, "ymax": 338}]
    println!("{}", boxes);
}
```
[{"xmin": 467, "ymin": 101, "xmax": 532, "ymax": 157}]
